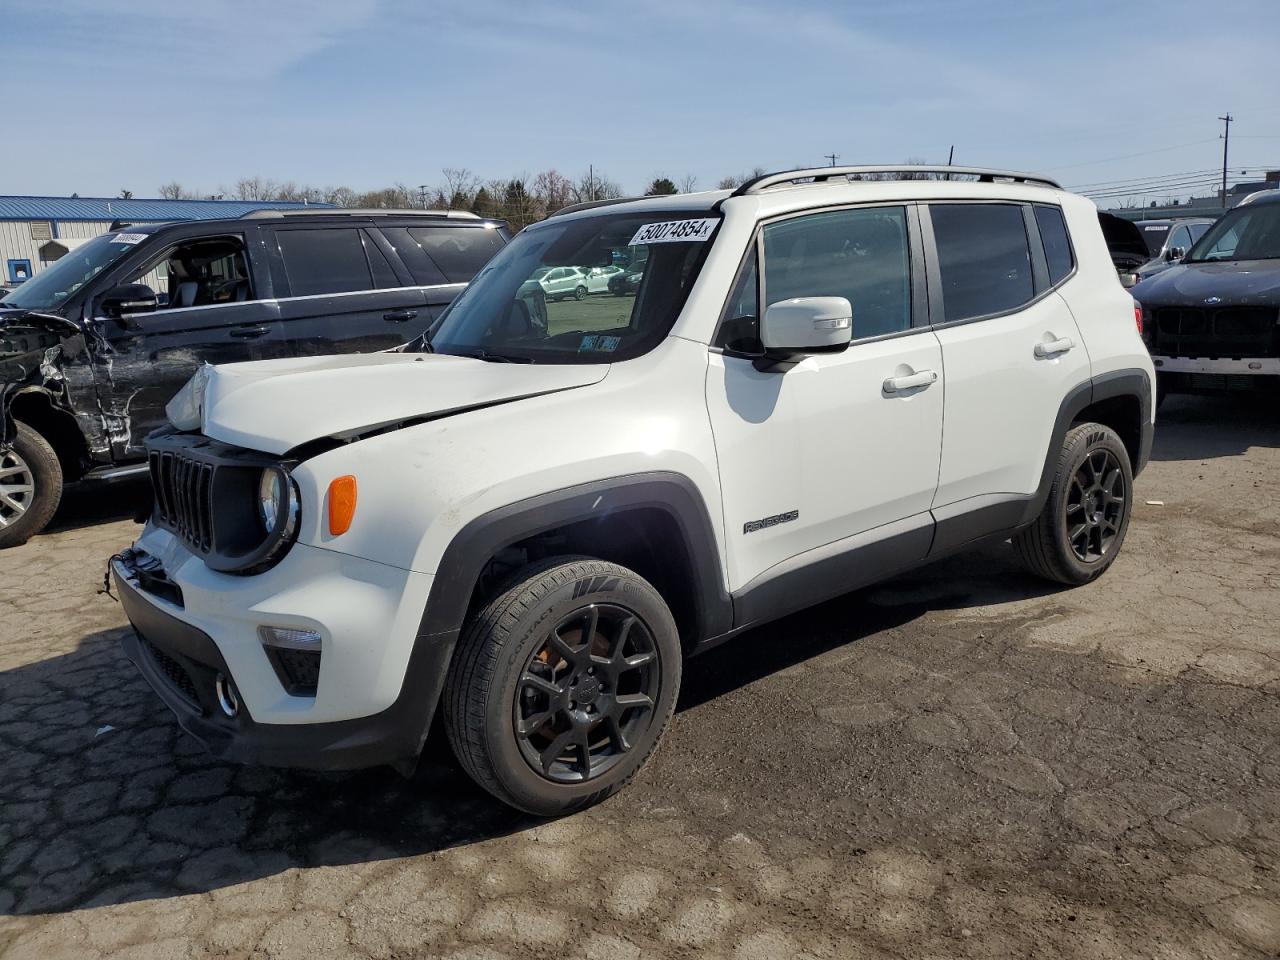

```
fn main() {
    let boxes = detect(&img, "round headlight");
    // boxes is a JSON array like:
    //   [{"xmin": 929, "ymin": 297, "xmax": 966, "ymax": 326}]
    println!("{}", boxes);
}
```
[{"xmin": 258, "ymin": 469, "xmax": 284, "ymax": 533}]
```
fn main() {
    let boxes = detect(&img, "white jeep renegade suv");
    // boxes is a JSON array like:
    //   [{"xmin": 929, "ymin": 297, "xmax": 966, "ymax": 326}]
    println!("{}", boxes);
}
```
[{"xmin": 112, "ymin": 166, "xmax": 1155, "ymax": 815}]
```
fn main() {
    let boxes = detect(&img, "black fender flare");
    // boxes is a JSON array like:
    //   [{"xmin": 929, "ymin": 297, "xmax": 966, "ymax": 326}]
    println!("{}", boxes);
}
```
[
  {"xmin": 391, "ymin": 472, "xmax": 732, "ymax": 762},
  {"xmin": 1019, "ymin": 366, "xmax": 1153, "ymax": 527}
]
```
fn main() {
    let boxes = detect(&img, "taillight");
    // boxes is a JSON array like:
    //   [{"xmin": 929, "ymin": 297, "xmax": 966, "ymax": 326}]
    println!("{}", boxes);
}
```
[{"xmin": 1133, "ymin": 300, "xmax": 1143, "ymax": 336}]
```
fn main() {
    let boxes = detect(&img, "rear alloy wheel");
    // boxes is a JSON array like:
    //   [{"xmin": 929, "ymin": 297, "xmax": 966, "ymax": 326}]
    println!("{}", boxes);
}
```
[
  {"xmin": 573, "ymin": 285, "xmax": 588, "ymax": 301},
  {"xmin": 444, "ymin": 557, "xmax": 680, "ymax": 816},
  {"xmin": 1014, "ymin": 422, "xmax": 1133, "ymax": 585}
]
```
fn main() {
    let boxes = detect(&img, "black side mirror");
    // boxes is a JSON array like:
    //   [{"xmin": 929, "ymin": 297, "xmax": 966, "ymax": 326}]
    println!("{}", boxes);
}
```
[{"xmin": 99, "ymin": 284, "xmax": 158, "ymax": 324}]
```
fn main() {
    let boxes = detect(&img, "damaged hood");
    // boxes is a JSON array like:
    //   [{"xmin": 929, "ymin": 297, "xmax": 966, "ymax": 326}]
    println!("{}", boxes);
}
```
[{"xmin": 187, "ymin": 352, "xmax": 610, "ymax": 455}]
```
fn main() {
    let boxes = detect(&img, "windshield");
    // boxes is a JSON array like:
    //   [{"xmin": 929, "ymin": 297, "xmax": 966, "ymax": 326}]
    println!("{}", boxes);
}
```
[
  {"xmin": 427, "ymin": 210, "xmax": 719, "ymax": 363},
  {"xmin": 1186, "ymin": 204, "xmax": 1280, "ymax": 262},
  {"xmin": 2, "ymin": 232, "xmax": 146, "ymax": 311}
]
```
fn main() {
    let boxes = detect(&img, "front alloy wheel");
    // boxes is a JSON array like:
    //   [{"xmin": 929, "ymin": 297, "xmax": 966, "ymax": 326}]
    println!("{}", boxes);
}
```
[
  {"xmin": 444, "ymin": 557, "xmax": 680, "ymax": 816},
  {"xmin": 515, "ymin": 603, "xmax": 660, "ymax": 783},
  {"xmin": 0, "ymin": 447, "xmax": 34, "ymax": 528}
]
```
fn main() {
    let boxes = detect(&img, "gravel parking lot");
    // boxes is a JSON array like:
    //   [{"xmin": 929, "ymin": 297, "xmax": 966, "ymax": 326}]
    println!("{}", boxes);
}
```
[{"xmin": 1, "ymin": 395, "xmax": 1278, "ymax": 960}]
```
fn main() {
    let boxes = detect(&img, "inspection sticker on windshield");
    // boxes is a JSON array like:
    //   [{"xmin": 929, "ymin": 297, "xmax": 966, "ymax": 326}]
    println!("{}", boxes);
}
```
[
  {"xmin": 111, "ymin": 233, "xmax": 148, "ymax": 245},
  {"xmin": 629, "ymin": 218, "xmax": 717, "ymax": 245}
]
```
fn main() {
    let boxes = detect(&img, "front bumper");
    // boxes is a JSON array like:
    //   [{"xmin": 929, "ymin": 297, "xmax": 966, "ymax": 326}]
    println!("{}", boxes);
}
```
[
  {"xmin": 112, "ymin": 529, "xmax": 450, "ymax": 772},
  {"xmin": 116, "ymin": 558, "xmax": 424, "ymax": 770}
]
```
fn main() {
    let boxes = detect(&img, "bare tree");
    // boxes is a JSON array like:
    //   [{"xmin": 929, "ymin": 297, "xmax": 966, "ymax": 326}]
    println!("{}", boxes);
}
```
[
  {"xmin": 441, "ymin": 168, "xmax": 479, "ymax": 208},
  {"xmin": 532, "ymin": 169, "xmax": 574, "ymax": 215},
  {"xmin": 716, "ymin": 167, "xmax": 766, "ymax": 190},
  {"xmin": 326, "ymin": 186, "xmax": 359, "ymax": 207},
  {"xmin": 158, "ymin": 181, "xmax": 188, "ymax": 200},
  {"xmin": 573, "ymin": 168, "xmax": 623, "ymax": 204},
  {"xmin": 678, "ymin": 173, "xmax": 698, "ymax": 193}
]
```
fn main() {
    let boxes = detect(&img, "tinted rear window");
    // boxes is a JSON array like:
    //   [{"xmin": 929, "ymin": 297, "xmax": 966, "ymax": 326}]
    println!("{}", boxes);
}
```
[
  {"xmin": 1033, "ymin": 205, "xmax": 1075, "ymax": 284},
  {"xmin": 408, "ymin": 226, "xmax": 505, "ymax": 283},
  {"xmin": 930, "ymin": 204, "xmax": 1034, "ymax": 323},
  {"xmin": 277, "ymin": 229, "xmax": 371, "ymax": 296}
]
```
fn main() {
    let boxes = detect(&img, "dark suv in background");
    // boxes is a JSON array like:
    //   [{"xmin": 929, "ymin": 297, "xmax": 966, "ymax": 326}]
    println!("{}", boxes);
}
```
[
  {"xmin": 1133, "ymin": 191, "xmax": 1280, "ymax": 402},
  {"xmin": 0, "ymin": 209, "xmax": 509, "ymax": 547}
]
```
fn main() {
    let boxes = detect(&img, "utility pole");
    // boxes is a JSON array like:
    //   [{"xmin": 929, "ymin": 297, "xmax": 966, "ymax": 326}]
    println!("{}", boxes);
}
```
[
  {"xmin": 589, "ymin": 164, "xmax": 596, "ymax": 201},
  {"xmin": 418, "ymin": 184, "xmax": 428, "ymax": 209},
  {"xmin": 824, "ymin": 153, "xmax": 839, "ymax": 167},
  {"xmin": 1218, "ymin": 114, "xmax": 1233, "ymax": 208},
  {"xmin": 945, "ymin": 145, "xmax": 954, "ymax": 180}
]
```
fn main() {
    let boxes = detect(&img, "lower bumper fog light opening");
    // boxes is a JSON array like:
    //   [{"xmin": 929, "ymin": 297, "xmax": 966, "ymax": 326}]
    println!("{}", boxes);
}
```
[
  {"xmin": 214, "ymin": 673, "xmax": 240, "ymax": 718},
  {"xmin": 258, "ymin": 625, "xmax": 323, "ymax": 697}
]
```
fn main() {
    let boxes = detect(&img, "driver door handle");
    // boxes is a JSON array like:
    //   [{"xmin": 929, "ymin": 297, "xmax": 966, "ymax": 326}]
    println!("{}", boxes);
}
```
[
  {"xmin": 384, "ymin": 310, "xmax": 418, "ymax": 323},
  {"xmin": 883, "ymin": 369, "xmax": 938, "ymax": 393},
  {"xmin": 1034, "ymin": 337, "xmax": 1075, "ymax": 358},
  {"xmin": 229, "ymin": 325, "xmax": 270, "ymax": 339}
]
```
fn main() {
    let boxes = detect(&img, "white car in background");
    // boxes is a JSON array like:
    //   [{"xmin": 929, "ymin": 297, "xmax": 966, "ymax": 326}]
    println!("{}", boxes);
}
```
[
  {"xmin": 532, "ymin": 265, "xmax": 589, "ymax": 301},
  {"xmin": 580, "ymin": 265, "xmax": 624, "ymax": 294}
]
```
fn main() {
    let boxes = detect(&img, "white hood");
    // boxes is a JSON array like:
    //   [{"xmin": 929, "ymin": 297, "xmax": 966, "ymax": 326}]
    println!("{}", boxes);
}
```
[{"xmin": 181, "ymin": 352, "xmax": 609, "ymax": 455}]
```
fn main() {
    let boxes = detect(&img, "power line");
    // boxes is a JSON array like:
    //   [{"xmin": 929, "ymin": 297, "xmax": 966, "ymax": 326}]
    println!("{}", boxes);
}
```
[{"xmin": 1043, "ymin": 139, "xmax": 1220, "ymax": 172}]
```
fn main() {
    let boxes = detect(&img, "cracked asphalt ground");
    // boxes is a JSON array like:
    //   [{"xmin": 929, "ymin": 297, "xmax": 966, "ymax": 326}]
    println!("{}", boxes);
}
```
[{"xmin": 2, "ymin": 395, "xmax": 1278, "ymax": 960}]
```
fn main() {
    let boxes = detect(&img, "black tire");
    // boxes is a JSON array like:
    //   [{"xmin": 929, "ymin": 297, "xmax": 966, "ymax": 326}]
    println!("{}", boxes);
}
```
[
  {"xmin": 0, "ymin": 422, "xmax": 63, "ymax": 549},
  {"xmin": 444, "ymin": 557, "xmax": 681, "ymax": 816},
  {"xmin": 573, "ymin": 285, "xmax": 587, "ymax": 301},
  {"xmin": 1013, "ymin": 422, "xmax": 1133, "ymax": 585}
]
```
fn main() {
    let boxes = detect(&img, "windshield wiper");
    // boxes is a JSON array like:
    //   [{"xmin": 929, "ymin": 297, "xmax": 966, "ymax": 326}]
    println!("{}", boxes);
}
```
[{"xmin": 451, "ymin": 347, "xmax": 533, "ymax": 364}]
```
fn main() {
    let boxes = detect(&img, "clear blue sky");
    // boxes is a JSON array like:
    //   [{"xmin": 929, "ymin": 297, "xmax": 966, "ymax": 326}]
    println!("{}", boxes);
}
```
[{"xmin": 3, "ymin": 0, "xmax": 1277, "ymax": 203}]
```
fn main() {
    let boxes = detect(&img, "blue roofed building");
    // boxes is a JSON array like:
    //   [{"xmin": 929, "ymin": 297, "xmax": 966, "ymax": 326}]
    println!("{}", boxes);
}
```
[{"xmin": 1, "ymin": 195, "xmax": 332, "ymax": 285}]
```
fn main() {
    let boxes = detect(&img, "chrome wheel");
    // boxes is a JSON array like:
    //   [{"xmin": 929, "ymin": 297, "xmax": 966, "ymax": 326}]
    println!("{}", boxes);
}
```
[
  {"xmin": 514, "ymin": 603, "xmax": 661, "ymax": 784},
  {"xmin": 1065, "ymin": 448, "xmax": 1125, "ymax": 563},
  {"xmin": 0, "ymin": 447, "xmax": 35, "ymax": 530}
]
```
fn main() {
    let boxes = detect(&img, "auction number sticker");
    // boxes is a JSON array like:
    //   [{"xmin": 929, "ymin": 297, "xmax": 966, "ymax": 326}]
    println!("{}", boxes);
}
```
[
  {"xmin": 629, "ymin": 218, "xmax": 717, "ymax": 245},
  {"xmin": 111, "ymin": 233, "xmax": 148, "ymax": 245}
]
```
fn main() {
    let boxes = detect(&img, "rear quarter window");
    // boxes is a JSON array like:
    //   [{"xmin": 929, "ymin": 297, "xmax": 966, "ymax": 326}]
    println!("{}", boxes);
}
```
[
  {"xmin": 408, "ymin": 226, "xmax": 506, "ymax": 283},
  {"xmin": 1033, "ymin": 205, "xmax": 1075, "ymax": 285}
]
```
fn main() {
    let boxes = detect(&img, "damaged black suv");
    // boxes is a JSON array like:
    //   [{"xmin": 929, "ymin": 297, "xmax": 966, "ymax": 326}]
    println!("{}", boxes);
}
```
[{"xmin": 0, "ymin": 209, "xmax": 509, "ymax": 547}]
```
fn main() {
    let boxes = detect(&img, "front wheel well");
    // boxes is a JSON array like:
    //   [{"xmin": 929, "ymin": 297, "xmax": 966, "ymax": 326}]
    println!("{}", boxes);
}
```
[
  {"xmin": 462, "ymin": 508, "xmax": 702, "ymax": 655},
  {"xmin": 1071, "ymin": 393, "xmax": 1142, "ymax": 468},
  {"xmin": 6, "ymin": 390, "xmax": 89, "ymax": 481}
]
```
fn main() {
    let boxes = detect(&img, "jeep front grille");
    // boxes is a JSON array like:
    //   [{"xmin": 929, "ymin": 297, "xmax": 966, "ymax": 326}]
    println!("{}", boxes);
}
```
[{"xmin": 149, "ymin": 451, "xmax": 215, "ymax": 553}]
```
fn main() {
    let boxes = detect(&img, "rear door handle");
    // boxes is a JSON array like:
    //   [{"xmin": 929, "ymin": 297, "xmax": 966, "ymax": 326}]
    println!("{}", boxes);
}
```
[
  {"xmin": 383, "ymin": 310, "xmax": 418, "ymax": 323},
  {"xmin": 229, "ymin": 325, "xmax": 269, "ymax": 339},
  {"xmin": 1034, "ymin": 337, "xmax": 1075, "ymax": 358},
  {"xmin": 883, "ymin": 369, "xmax": 938, "ymax": 393}
]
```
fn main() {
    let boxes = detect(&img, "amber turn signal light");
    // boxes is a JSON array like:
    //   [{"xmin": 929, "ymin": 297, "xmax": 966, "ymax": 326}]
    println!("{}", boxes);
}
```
[{"xmin": 327, "ymin": 475, "xmax": 357, "ymax": 536}]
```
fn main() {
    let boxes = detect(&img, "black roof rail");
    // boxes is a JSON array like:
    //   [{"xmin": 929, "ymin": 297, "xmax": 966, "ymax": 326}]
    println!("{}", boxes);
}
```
[
  {"xmin": 240, "ymin": 208, "xmax": 482, "ymax": 220},
  {"xmin": 732, "ymin": 165, "xmax": 1061, "ymax": 196}
]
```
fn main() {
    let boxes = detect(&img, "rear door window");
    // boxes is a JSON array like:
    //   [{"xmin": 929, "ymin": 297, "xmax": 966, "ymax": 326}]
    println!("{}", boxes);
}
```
[
  {"xmin": 1033, "ymin": 205, "xmax": 1075, "ymax": 285},
  {"xmin": 276, "ymin": 228, "xmax": 372, "ymax": 296},
  {"xmin": 929, "ymin": 204, "xmax": 1034, "ymax": 323},
  {"xmin": 407, "ymin": 226, "xmax": 505, "ymax": 283}
]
